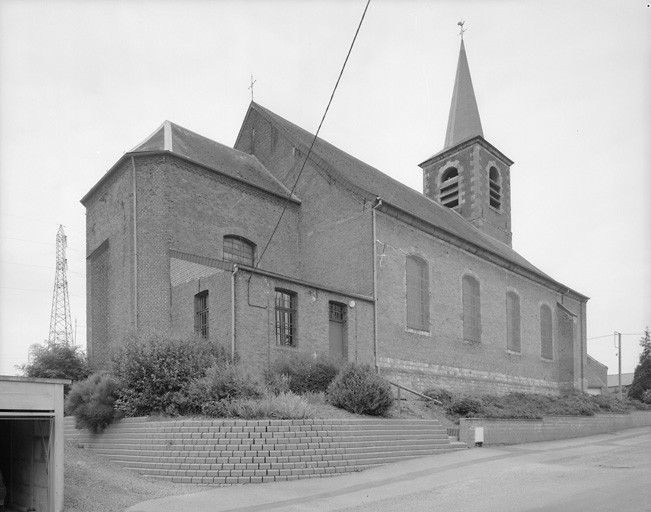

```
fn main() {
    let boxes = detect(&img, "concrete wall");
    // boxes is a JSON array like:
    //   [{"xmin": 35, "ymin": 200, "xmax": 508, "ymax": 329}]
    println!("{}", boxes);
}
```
[{"xmin": 459, "ymin": 411, "xmax": 651, "ymax": 446}]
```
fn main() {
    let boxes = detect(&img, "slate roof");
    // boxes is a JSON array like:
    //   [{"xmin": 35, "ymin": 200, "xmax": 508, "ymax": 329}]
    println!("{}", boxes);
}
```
[
  {"xmin": 82, "ymin": 120, "xmax": 299, "ymax": 205},
  {"xmin": 248, "ymin": 102, "xmax": 586, "ymax": 298},
  {"xmin": 444, "ymin": 39, "xmax": 484, "ymax": 150}
]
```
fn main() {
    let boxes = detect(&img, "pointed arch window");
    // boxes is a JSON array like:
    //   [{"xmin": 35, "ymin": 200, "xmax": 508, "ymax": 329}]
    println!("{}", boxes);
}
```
[
  {"xmin": 462, "ymin": 275, "xmax": 481, "ymax": 342},
  {"xmin": 540, "ymin": 304, "xmax": 553, "ymax": 359},
  {"xmin": 440, "ymin": 167, "xmax": 460, "ymax": 209},
  {"xmin": 406, "ymin": 255, "xmax": 429, "ymax": 331},
  {"xmin": 223, "ymin": 235, "xmax": 255, "ymax": 266},
  {"xmin": 489, "ymin": 166, "xmax": 502, "ymax": 210}
]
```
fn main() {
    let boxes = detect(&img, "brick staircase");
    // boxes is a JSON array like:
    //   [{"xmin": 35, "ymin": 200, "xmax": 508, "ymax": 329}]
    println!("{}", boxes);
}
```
[{"xmin": 65, "ymin": 416, "xmax": 465, "ymax": 484}]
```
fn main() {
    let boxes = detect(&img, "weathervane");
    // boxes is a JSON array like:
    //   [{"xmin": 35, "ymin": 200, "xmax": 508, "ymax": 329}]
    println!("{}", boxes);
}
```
[
  {"xmin": 457, "ymin": 20, "xmax": 467, "ymax": 40},
  {"xmin": 248, "ymin": 73, "xmax": 257, "ymax": 101}
]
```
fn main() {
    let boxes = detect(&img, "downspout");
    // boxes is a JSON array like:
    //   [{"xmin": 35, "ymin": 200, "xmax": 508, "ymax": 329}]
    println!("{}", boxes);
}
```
[
  {"xmin": 131, "ymin": 156, "xmax": 138, "ymax": 330},
  {"xmin": 580, "ymin": 300, "xmax": 586, "ymax": 392},
  {"xmin": 372, "ymin": 197, "xmax": 383, "ymax": 373},
  {"xmin": 231, "ymin": 264, "xmax": 239, "ymax": 362}
]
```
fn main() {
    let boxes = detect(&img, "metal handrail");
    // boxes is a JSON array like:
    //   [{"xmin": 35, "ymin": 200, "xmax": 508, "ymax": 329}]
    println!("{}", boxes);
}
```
[{"xmin": 387, "ymin": 380, "xmax": 442, "ymax": 414}]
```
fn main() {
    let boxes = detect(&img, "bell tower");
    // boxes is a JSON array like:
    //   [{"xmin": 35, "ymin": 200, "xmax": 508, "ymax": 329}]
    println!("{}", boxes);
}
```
[{"xmin": 419, "ymin": 34, "xmax": 514, "ymax": 246}]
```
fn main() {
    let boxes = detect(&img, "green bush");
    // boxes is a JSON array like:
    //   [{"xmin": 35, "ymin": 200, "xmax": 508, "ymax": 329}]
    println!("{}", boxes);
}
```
[
  {"xmin": 111, "ymin": 334, "xmax": 230, "ymax": 416},
  {"xmin": 20, "ymin": 342, "xmax": 90, "ymax": 394},
  {"xmin": 326, "ymin": 363, "xmax": 393, "ymax": 416},
  {"xmin": 629, "ymin": 357, "xmax": 651, "ymax": 402},
  {"xmin": 65, "ymin": 373, "xmax": 118, "ymax": 433},
  {"xmin": 184, "ymin": 361, "xmax": 263, "ymax": 415},
  {"xmin": 447, "ymin": 396, "xmax": 483, "ymax": 417},
  {"xmin": 642, "ymin": 390, "xmax": 651, "ymax": 405},
  {"xmin": 224, "ymin": 392, "xmax": 317, "ymax": 419},
  {"xmin": 423, "ymin": 387, "xmax": 453, "ymax": 405},
  {"xmin": 270, "ymin": 353, "xmax": 341, "ymax": 394}
]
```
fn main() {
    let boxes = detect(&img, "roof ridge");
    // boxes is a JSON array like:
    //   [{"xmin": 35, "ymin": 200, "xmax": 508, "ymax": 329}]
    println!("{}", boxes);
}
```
[{"xmin": 250, "ymin": 103, "xmax": 372, "ymax": 202}]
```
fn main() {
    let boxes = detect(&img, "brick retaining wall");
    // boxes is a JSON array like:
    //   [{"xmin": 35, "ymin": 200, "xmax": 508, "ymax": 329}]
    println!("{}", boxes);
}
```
[
  {"xmin": 65, "ymin": 416, "xmax": 462, "ymax": 484},
  {"xmin": 459, "ymin": 411, "xmax": 651, "ymax": 446}
]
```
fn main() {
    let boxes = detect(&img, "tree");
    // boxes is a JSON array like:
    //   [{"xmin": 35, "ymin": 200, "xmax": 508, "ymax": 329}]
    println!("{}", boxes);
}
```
[
  {"xmin": 628, "ymin": 328, "xmax": 651, "ymax": 401},
  {"xmin": 19, "ymin": 342, "xmax": 90, "ymax": 393}
]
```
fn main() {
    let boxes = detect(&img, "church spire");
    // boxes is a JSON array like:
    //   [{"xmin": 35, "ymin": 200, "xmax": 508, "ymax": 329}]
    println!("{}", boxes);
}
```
[{"xmin": 444, "ymin": 38, "xmax": 483, "ymax": 149}]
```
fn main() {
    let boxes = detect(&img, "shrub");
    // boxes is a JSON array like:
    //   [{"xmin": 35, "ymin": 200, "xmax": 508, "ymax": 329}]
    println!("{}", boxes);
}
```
[
  {"xmin": 326, "ymin": 363, "xmax": 393, "ymax": 416},
  {"xmin": 423, "ymin": 387, "xmax": 453, "ymax": 405},
  {"xmin": 641, "ymin": 389, "xmax": 651, "ymax": 405},
  {"xmin": 224, "ymin": 392, "xmax": 317, "ymax": 419},
  {"xmin": 270, "ymin": 353, "xmax": 341, "ymax": 394},
  {"xmin": 111, "ymin": 334, "xmax": 230, "ymax": 416},
  {"xmin": 447, "ymin": 396, "xmax": 483, "ymax": 417},
  {"xmin": 65, "ymin": 373, "xmax": 118, "ymax": 433},
  {"xmin": 184, "ymin": 361, "xmax": 263, "ymax": 415},
  {"xmin": 20, "ymin": 342, "xmax": 90, "ymax": 394}
]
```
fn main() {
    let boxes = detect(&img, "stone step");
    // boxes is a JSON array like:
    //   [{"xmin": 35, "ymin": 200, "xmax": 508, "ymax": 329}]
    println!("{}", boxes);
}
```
[
  {"xmin": 111, "ymin": 447, "xmax": 438, "ymax": 470},
  {"xmin": 65, "ymin": 417, "xmax": 443, "ymax": 429},
  {"xmin": 74, "ymin": 437, "xmax": 450, "ymax": 455},
  {"xmin": 65, "ymin": 416, "xmax": 454, "ymax": 483},
  {"xmin": 92, "ymin": 442, "xmax": 451, "ymax": 464},
  {"xmin": 69, "ymin": 434, "xmax": 449, "ymax": 450},
  {"xmin": 83, "ymin": 436, "xmax": 449, "ymax": 456},
  {"xmin": 65, "ymin": 424, "xmax": 447, "ymax": 436}
]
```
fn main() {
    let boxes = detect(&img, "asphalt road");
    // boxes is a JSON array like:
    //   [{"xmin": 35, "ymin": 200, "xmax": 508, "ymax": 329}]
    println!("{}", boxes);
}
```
[{"xmin": 127, "ymin": 427, "xmax": 651, "ymax": 512}]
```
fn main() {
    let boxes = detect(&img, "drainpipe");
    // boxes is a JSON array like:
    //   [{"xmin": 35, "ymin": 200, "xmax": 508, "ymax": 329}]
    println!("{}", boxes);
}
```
[
  {"xmin": 131, "ymin": 156, "xmax": 138, "ymax": 330},
  {"xmin": 231, "ymin": 264, "xmax": 239, "ymax": 362},
  {"xmin": 372, "ymin": 197, "xmax": 383, "ymax": 373}
]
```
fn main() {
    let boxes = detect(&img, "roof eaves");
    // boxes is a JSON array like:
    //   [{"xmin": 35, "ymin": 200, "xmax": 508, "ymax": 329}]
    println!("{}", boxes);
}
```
[
  {"xmin": 81, "ymin": 150, "xmax": 302, "ymax": 207},
  {"xmin": 419, "ymin": 135, "xmax": 514, "ymax": 168},
  {"xmin": 378, "ymin": 199, "xmax": 587, "ymax": 300}
]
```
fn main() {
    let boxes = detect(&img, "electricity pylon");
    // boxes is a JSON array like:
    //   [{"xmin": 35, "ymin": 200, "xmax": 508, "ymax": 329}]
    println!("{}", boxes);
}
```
[{"xmin": 48, "ymin": 225, "xmax": 74, "ymax": 345}]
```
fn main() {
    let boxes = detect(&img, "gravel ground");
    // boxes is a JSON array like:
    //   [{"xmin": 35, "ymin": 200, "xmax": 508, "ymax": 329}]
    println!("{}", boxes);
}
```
[{"xmin": 64, "ymin": 441, "xmax": 208, "ymax": 512}]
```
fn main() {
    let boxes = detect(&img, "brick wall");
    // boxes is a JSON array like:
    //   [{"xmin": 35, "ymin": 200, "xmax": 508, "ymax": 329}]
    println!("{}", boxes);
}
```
[
  {"xmin": 84, "ymin": 160, "xmax": 136, "ymax": 368},
  {"xmin": 374, "ymin": 210, "xmax": 585, "ymax": 396},
  {"xmin": 459, "ymin": 411, "xmax": 651, "ymax": 445},
  {"xmin": 235, "ymin": 109, "xmax": 374, "ymax": 298},
  {"xmin": 232, "ymin": 270, "xmax": 375, "ymax": 375},
  {"xmin": 586, "ymin": 355, "xmax": 608, "ymax": 393},
  {"xmin": 421, "ymin": 143, "xmax": 512, "ymax": 246}
]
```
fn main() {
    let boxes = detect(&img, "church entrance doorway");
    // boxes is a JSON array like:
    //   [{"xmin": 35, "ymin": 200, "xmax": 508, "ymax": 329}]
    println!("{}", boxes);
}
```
[{"xmin": 328, "ymin": 301, "xmax": 347, "ymax": 361}]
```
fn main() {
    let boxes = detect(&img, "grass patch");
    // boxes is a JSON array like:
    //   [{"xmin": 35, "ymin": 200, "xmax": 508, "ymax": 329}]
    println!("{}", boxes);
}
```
[{"xmin": 425, "ymin": 391, "xmax": 649, "ymax": 423}]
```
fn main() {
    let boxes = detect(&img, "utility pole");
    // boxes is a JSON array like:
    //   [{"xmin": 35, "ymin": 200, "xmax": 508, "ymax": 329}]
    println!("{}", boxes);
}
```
[
  {"xmin": 614, "ymin": 331, "xmax": 622, "ymax": 400},
  {"xmin": 48, "ymin": 225, "xmax": 74, "ymax": 345}
]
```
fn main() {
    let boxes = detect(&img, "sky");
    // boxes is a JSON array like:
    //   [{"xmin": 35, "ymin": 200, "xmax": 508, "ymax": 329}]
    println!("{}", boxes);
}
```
[{"xmin": 0, "ymin": 0, "xmax": 649, "ymax": 378}]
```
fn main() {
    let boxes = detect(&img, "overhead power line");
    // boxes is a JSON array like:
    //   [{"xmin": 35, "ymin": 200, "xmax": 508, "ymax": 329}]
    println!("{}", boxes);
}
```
[
  {"xmin": 588, "ymin": 332, "xmax": 645, "ymax": 341},
  {"xmin": 255, "ymin": 0, "xmax": 372, "ymax": 268}
]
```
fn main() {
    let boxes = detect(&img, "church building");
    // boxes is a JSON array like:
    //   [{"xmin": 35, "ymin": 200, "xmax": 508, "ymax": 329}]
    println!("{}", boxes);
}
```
[{"xmin": 82, "ymin": 40, "xmax": 590, "ymax": 395}]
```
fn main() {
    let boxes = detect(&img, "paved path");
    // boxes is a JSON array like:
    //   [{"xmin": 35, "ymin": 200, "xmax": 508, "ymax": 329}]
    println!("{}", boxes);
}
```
[{"xmin": 126, "ymin": 427, "xmax": 651, "ymax": 512}]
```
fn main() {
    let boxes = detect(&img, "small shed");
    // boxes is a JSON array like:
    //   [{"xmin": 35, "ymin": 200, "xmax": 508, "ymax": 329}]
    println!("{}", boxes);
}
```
[{"xmin": 0, "ymin": 376, "xmax": 69, "ymax": 512}]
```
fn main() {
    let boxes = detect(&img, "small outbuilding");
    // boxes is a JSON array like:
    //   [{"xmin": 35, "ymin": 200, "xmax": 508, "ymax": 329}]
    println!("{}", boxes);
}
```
[{"xmin": 0, "ymin": 376, "xmax": 69, "ymax": 512}]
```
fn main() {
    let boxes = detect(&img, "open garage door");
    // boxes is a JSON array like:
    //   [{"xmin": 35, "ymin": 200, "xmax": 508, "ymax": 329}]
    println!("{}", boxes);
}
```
[
  {"xmin": 0, "ymin": 377, "xmax": 68, "ymax": 512},
  {"xmin": 0, "ymin": 413, "xmax": 54, "ymax": 512}
]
